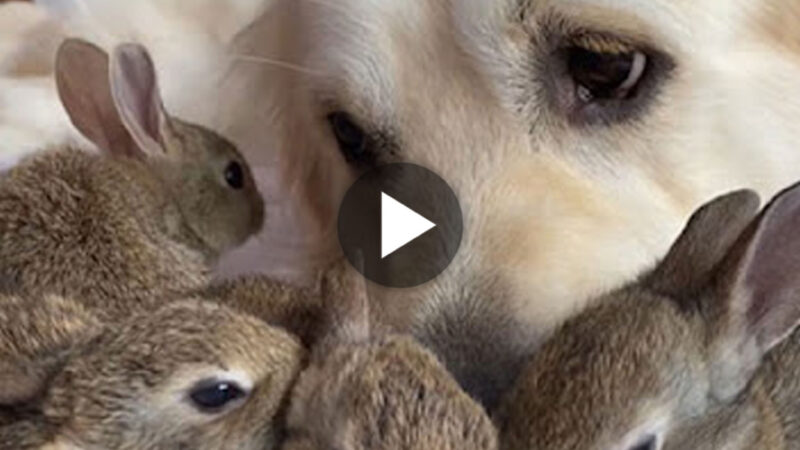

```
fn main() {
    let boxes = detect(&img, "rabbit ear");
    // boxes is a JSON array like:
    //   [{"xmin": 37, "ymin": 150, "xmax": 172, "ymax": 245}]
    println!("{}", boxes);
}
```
[
  {"xmin": 55, "ymin": 38, "xmax": 140, "ymax": 157},
  {"xmin": 318, "ymin": 257, "xmax": 371, "ymax": 347},
  {"xmin": 644, "ymin": 189, "xmax": 761, "ymax": 302},
  {"xmin": 109, "ymin": 43, "xmax": 172, "ymax": 158},
  {"xmin": 704, "ymin": 182, "xmax": 800, "ymax": 401},
  {"xmin": 0, "ymin": 296, "xmax": 102, "ymax": 406}
]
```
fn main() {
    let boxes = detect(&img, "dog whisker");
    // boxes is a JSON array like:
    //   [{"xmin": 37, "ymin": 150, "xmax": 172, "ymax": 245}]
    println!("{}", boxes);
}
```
[{"xmin": 232, "ymin": 55, "xmax": 323, "ymax": 77}]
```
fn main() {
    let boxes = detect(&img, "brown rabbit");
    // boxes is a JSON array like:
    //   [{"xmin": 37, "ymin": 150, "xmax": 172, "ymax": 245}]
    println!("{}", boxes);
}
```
[
  {"xmin": 281, "ymin": 265, "xmax": 499, "ymax": 450},
  {"xmin": 496, "ymin": 185, "xmax": 800, "ymax": 450},
  {"xmin": 0, "ymin": 38, "xmax": 264, "ymax": 321},
  {"xmin": 199, "ymin": 259, "xmax": 371, "ymax": 347},
  {"xmin": 0, "ymin": 297, "xmax": 304, "ymax": 450},
  {"xmin": 0, "ymin": 294, "xmax": 102, "ymax": 407},
  {"xmin": 201, "ymin": 275, "xmax": 320, "ymax": 344},
  {"xmin": 0, "ymin": 294, "xmax": 101, "ymax": 447}
]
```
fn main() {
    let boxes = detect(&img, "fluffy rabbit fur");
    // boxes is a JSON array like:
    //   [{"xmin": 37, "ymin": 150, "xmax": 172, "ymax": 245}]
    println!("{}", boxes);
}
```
[
  {"xmin": 0, "ymin": 294, "xmax": 101, "ymax": 407},
  {"xmin": 198, "ymin": 259, "xmax": 381, "ymax": 348},
  {"xmin": 281, "ymin": 267, "xmax": 499, "ymax": 450},
  {"xmin": 497, "ymin": 184, "xmax": 800, "ymax": 450},
  {"xmin": 0, "ymin": 296, "xmax": 304, "ymax": 450},
  {"xmin": 200, "ymin": 275, "xmax": 325, "ymax": 348},
  {"xmin": 0, "ymin": 38, "xmax": 263, "ymax": 321}
]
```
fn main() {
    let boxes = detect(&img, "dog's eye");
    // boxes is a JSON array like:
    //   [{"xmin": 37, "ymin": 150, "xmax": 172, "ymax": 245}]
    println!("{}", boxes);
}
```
[
  {"xmin": 568, "ymin": 46, "xmax": 647, "ymax": 102},
  {"xmin": 628, "ymin": 435, "xmax": 657, "ymax": 450},
  {"xmin": 189, "ymin": 380, "xmax": 247, "ymax": 413},
  {"xmin": 547, "ymin": 34, "xmax": 670, "ymax": 125},
  {"xmin": 328, "ymin": 112, "xmax": 370, "ymax": 163},
  {"xmin": 224, "ymin": 161, "xmax": 244, "ymax": 190}
]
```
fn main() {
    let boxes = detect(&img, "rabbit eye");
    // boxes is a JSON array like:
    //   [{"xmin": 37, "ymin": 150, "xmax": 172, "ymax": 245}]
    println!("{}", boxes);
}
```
[
  {"xmin": 567, "ymin": 46, "xmax": 647, "ymax": 103},
  {"xmin": 224, "ymin": 161, "xmax": 244, "ymax": 190},
  {"xmin": 189, "ymin": 380, "xmax": 247, "ymax": 413},
  {"xmin": 328, "ymin": 112, "xmax": 370, "ymax": 164},
  {"xmin": 628, "ymin": 434, "xmax": 657, "ymax": 450}
]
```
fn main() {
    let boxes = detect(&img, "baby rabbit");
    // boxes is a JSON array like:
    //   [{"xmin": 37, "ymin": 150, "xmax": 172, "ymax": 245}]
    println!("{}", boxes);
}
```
[
  {"xmin": 0, "ymin": 294, "xmax": 102, "ymax": 407},
  {"xmin": 199, "ymin": 259, "xmax": 369, "ymax": 347},
  {"xmin": 496, "ymin": 184, "xmax": 800, "ymax": 450},
  {"xmin": 0, "ymin": 38, "xmax": 263, "ymax": 320},
  {"xmin": 200, "ymin": 275, "xmax": 326, "ymax": 348},
  {"xmin": 0, "ymin": 296, "xmax": 304, "ymax": 450},
  {"xmin": 281, "ymin": 266, "xmax": 499, "ymax": 450}
]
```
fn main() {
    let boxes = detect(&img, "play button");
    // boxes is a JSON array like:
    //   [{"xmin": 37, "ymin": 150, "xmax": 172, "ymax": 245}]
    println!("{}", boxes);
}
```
[
  {"xmin": 338, "ymin": 163, "xmax": 463, "ymax": 288},
  {"xmin": 381, "ymin": 193, "xmax": 436, "ymax": 258}
]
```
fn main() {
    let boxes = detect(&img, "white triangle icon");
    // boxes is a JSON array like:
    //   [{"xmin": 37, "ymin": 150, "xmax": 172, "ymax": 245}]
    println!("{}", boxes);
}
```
[{"xmin": 381, "ymin": 192, "xmax": 436, "ymax": 259}]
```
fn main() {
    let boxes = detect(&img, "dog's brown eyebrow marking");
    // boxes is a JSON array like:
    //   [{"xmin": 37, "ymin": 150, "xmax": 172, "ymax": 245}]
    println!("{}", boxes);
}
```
[{"xmin": 570, "ymin": 34, "xmax": 638, "ymax": 54}]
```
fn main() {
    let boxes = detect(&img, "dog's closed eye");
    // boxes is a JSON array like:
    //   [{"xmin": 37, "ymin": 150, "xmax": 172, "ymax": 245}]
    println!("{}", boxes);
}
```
[
  {"xmin": 327, "ymin": 111, "xmax": 398, "ymax": 168},
  {"xmin": 329, "ymin": 112, "xmax": 370, "ymax": 164}
]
